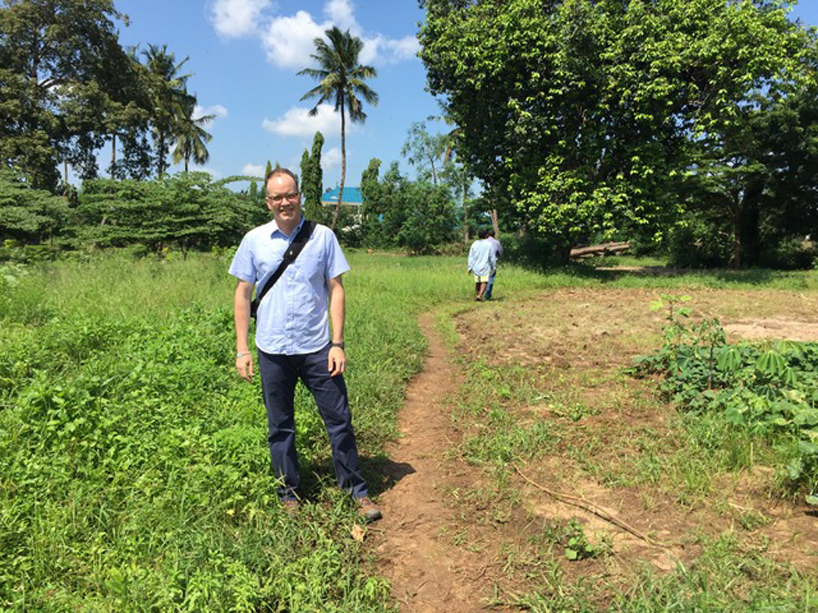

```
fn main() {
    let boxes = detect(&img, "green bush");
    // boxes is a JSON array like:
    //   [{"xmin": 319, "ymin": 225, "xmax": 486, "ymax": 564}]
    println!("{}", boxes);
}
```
[
  {"xmin": 633, "ymin": 296, "xmax": 818, "ymax": 498},
  {"xmin": 667, "ymin": 214, "xmax": 731, "ymax": 268}
]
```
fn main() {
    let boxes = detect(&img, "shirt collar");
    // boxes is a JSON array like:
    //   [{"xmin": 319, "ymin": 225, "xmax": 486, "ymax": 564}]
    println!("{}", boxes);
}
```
[{"xmin": 270, "ymin": 214, "xmax": 305, "ymax": 239}]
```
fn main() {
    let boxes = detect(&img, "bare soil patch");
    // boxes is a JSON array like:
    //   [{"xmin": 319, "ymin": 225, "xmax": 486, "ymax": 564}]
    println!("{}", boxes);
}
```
[
  {"xmin": 724, "ymin": 318, "xmax": 818, "ymax": 342},
  {"xmin": 455, "ymin": 288, "xmax": 818, "ymax": 572},
  {"xmin": 373, "ymin": 288, "xmax": 818, "ymax": 609}
]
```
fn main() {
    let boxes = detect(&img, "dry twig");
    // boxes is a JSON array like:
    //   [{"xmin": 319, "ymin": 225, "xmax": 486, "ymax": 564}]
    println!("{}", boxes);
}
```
[{"xmin": 513, "ymin": 464, "xmax": 674, "ymax": 548}]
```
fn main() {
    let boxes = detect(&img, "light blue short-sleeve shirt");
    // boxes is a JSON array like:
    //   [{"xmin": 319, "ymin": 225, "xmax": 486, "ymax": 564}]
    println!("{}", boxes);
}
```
[
  {"xmin": 229, "ymin": 217, "xmax": 350, "ymax": 355},
  {"xmin": 467, "ymin": 239, "xmax": 497, "ymax": 276}
]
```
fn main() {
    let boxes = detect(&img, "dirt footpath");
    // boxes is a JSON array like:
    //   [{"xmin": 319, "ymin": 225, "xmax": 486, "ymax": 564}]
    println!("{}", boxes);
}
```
[{"xmin": 374, "ymin": 313, "xmax": 496, "ymax": 612}]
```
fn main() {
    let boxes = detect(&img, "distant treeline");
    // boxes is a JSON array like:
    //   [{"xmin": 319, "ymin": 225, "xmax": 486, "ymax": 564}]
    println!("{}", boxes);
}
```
[{"xmin": 0, "ymin": 166, "xmax": 477, "ymax": 260}]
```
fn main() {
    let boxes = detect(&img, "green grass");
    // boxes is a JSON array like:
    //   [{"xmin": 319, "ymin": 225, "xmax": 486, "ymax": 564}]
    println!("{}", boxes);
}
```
[{"xmin": 2, "ymin": 251, "xmax": 818, "ymax": 610}]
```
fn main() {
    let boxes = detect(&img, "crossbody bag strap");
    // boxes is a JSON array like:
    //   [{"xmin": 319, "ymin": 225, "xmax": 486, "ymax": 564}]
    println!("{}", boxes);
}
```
[{"xmin": 250, "ymin": 220, "xmax": 315, "ymax": 320}]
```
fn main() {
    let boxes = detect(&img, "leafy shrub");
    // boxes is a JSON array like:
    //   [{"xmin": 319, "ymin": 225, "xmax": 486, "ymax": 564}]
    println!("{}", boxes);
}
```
[
  {"xmin": 758, "ymin": 236, "xmax": 817, "ymax": 270},
  {"xmin": 632, "ymin": 296, "xmax": 818, "ymax": 499},
  {"xmin": 502, "ymin": 232, "xmax": 558, "ymax": 269},
  {"xmin": 667, "ymin": 214, "xmax": 731, "ymax": 268}
]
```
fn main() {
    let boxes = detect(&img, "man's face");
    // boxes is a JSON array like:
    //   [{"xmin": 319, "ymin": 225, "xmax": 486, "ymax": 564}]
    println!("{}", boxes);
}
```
[{"xmin": 265, "ymin": 174, "xmax": 302, "ymax": 226}]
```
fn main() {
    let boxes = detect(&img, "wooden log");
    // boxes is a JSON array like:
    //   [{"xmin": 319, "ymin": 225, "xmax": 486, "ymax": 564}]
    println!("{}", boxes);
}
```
[{"xmin": 569, "ymin": 241, "xmax": 631, "ymax": 258}]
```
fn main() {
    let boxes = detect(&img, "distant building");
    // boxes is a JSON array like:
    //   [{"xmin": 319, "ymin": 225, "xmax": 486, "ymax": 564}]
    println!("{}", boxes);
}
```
[{"xmin": 321, "ymin": 187, "xmax": 364, "ymax": 209}]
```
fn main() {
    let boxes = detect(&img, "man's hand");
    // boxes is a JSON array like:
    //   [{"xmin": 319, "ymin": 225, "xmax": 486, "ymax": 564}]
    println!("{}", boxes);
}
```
[
  {"xmin": 328, "ymin": 346, "xmax": 346, "ymax": 377},
  {"xmin": 236, "ymin": 353, "xmax": 254, "ymax": 382}
]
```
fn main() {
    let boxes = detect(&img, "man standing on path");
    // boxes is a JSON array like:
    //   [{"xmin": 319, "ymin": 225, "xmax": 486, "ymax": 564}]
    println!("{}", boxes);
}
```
[
  {"xmin": 230, "ymin": 167, "xmax": 381, "ymax": 521},
  {"xmin": 467, "ymin": 228, "xmax": 497, "ymax": 302},
  {"xmin": 484, "ymin": 229, "xmax": 503, "ymax": 301}
]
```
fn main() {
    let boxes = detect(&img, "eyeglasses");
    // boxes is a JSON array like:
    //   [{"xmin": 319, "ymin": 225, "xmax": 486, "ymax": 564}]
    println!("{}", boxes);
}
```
[{"xmin": 266, "ymin": 192, "xmax": 300, "ymax": 204}]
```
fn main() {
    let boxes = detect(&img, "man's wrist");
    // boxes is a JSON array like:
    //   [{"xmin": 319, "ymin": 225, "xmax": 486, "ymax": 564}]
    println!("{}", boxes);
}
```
[
  {"xmin": 331, "ymin": 342, "xmax": 345, "ymax": 349},
  {"xmin": 236, "ymin": 351, "xmax": 251, "ymax": 358}
]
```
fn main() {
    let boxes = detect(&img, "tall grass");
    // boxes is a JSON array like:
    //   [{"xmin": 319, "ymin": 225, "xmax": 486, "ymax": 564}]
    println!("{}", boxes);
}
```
[{"xmin": 2, "ymin": 252, "xmax": 818, "ymax": 610}]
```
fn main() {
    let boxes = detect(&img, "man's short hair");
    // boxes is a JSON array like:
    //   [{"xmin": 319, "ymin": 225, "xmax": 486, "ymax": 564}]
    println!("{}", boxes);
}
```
[
  {"xmin": 487, "ymin": 229, "xmax": 496, "ymax": 237},
  {"xmin": 265, "ymin": 167, "xmax": 300, "ymax": 194},
  {"xmin": 478, "ymin": 228, "xmax": 489, "ymax": 239}
]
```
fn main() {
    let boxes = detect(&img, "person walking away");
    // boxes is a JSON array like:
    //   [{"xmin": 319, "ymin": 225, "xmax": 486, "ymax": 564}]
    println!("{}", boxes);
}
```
[
  {"xmin": 467, "ymin": 228, "xmax": 497, "ymax": 302},
  {"xmin": 230, "ymin": 167, "xmax": 381, "ymax": 521},
  {"xmin": 484, "ymin": 229, "xmax": 503, "ymax": 300}
]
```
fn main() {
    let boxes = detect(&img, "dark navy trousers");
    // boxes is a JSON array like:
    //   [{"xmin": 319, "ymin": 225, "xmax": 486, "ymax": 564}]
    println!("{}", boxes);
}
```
[{"xmin": 257, "ymin": 344, "xmax": 368, "ymax": 501}]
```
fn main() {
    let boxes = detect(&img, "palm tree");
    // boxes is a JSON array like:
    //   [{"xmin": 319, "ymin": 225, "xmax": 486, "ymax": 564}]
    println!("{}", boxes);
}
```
[
  {"xmin": 298, "ymin": 27, "xmax": 378, "ymax": 230},
  {"xmin": 172, "ymin": 95, "xmax": 214, "ymax": 173},
  {"xmin": 141, "ymin": 44, "xmax": 191, "ymax": 179}
]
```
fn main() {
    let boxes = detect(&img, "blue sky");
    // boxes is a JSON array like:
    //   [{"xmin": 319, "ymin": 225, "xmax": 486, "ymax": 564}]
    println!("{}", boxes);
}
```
[
  {"xmin": 113, "ymin": 0, "xmax": 437, "ymax": 189},
  {"xmin": 111, "ymin": 0, "xmax": 818, "ymax": 191}
]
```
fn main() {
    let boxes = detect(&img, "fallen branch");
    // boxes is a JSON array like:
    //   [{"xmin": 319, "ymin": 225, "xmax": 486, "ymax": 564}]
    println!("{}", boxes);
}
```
[
  {"xmin": 513, "ymin": 464, "xmax": 673, "ymax": 548},
  {"xmin": 570, "ymin": 241, "xmax": 631, "ymax": 259}
]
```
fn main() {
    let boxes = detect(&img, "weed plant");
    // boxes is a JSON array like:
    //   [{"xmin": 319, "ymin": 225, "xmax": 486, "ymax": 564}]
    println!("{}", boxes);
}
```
[
  {"xmin": 633, "ymin": 296, "xmax": 818, "ymax": 501},
  {"xmin": 1, "ymin": 252, "xmax": 437, "ymax": 610}
]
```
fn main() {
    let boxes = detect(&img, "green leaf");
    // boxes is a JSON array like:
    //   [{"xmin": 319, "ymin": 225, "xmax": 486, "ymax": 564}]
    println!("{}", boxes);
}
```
[
  {"xmin": 756, "ymin": 350, "xmax": 786, "ymax": 376},
  {"xmin": 717, "ymin": 347, "xmax": 742, "ymax": 373}
]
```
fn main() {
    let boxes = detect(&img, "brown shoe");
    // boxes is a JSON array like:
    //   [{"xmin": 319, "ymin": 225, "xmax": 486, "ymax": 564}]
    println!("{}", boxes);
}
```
[
  {"xmin": 356, "ymin": 496, "xmax": 382, "ymax": 522},
  {"xmin": 282, "ymin": 499, "xmax": 300, "ymax": 515}
]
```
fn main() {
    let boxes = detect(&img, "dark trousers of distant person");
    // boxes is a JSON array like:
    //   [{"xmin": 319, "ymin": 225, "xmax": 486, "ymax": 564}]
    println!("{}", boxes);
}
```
[
  {"xmin": 485, "ymin": 269, "xmax": 497, "ymax": 300},
  {"xmin": 257, "ymin": 344, "xmax": 368, "ymax": 502}
]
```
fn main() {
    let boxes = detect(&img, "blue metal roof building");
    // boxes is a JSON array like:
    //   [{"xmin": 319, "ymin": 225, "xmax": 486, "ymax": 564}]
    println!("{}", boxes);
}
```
[{"xmin": 321, "ymin": 187, "xmax": 364, "ymax": 206}]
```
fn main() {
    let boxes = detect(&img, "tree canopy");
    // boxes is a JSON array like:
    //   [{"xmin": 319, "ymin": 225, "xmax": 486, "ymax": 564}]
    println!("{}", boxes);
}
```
[
  {"xmin": 0, "ymin": 0, "xmax": 138, "ymax": 189},
  {"xmin": 419, "ymin": 0, "xmax": 818, "ymax": 264}
]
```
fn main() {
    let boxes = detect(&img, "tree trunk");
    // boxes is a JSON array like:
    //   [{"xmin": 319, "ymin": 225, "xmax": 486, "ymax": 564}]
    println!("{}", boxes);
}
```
[
  {"xmin": 157, "ymin": 133, "xmax": 165, "ymax": 179},
  {"xmin": 111, "ymin": 133, "xmax": 116, "ymax": 177},
  {"xmin": 732, "ymin": 182, "xmax": 763, "ymax": 269},
  {"xmin": 331, "ymin": 102, "xmax": 345, "ymax": 231},
  {"xmin": 462, "ymin": 180, "xmax": 469, "ymax": 243},
  {"xmin": 490, "ymin": 208, "xmax": 500, "ymax": 238},
  {"xmin": 569, "ymin": 242, "xmax": 631, "ymax": 258}
]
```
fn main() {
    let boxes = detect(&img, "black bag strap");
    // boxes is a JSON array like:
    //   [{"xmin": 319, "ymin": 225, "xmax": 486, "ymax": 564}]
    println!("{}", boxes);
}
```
[{"xmin": 250, "ymin": 220, "xmax": 315, "ymax": 320}]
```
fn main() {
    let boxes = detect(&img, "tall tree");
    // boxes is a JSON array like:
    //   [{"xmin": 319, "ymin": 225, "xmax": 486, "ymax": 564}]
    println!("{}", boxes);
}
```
[
  {"xmin": 298, "ymin": 26, "xmax": 378, "ymax": 230},
  {"xmin": 300, "ymin": 131, "xmax": 326, "ymax": 222},
  {"xmin": 401, "ymin": 121, "xmax": 448, "ymax": 186},
  {"xmin": 172, "ymin": 96, "xmax": 214, "ymax": 173},
  {"xmin": 419, "ymin": 0, "xmax": 815, "ymax": 258},
  {"xmin": 360, "ymin": 157, "xmax": 382, "ymax": 245},
  {"xmin": 0, "ymin": 0, "xmax": 138, "ymax": 190},
  {"xmin": 682, "ymin": 84, "xmax": 818, "ymax": 268},
  {"xmin": 141, "ymin": 44, "xmax": 192, "ymax": 179}
]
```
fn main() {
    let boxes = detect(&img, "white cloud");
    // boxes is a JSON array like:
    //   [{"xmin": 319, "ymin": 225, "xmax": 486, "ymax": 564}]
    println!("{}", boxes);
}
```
[
  {"xmin": 321, "ymin": 147, "xmax": 342, "ymax": 173},
  {"xmin": 360, "ymin": 34, "xmax": 420, "ymax": 65},
  {"xmin": 210, "ymin": 0, "xmax": 273, "ymax": 38},
  {"xmin": 323, "ymin": 0, "xmax": 358, "ymax": 33},
  {"xmin": 194, "ymin": 104, "xmax": 229, "ymax": 124},
  {"xmin": 243, "ymin": 163, "xmax": 265, "ymax": 177},
  {"xmin": 385, "ymin": 35, "xmax": 421, "ymax": 61},
  {"xmin": 261, "ymin": 10, "xmax": 326, "ymax": 70},
  {"xmin": 262, "ymin": 103, "xmax": 344, "ymax": 138},
  {"xmin": 220, "ymin": 0, "xmax": 418, "ymax": 69}
]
